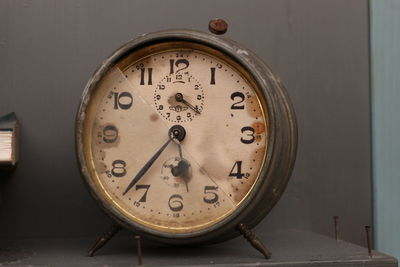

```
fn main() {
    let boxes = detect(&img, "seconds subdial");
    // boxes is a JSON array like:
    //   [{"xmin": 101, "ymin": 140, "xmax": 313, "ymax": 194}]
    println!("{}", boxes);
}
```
[{"xmin": 154, "ymin": 73, "xmax": 205, "ymax": 123}]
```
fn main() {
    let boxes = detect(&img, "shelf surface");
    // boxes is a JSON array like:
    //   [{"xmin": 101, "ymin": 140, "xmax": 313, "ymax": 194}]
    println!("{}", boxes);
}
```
[{"xmin": 0, "ymin": 229, "xmax": 397, "ymax": 266}]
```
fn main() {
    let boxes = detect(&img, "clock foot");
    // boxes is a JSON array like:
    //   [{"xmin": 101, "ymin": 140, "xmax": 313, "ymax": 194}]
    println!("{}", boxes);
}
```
[
  {"xmin": 237, "ymin": 223, "xmax": 272, "ymax": 259},
  {"xmin": 88, "ymin": 223, "xmax": 121, "ymax": 257}
]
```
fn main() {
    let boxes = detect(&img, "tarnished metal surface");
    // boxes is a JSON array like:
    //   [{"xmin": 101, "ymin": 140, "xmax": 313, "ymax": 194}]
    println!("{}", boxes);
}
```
[
  {"xmin": 237, "ymin": 223, "xmax": 271, "ymax": 259},
  {"xmin": 208, "ymin": 18, "xmax": 228, "ymax": 35},
  {"xmin": 75, "ymin": 29, "xmax": 297, "ymax": 245},
  {"xmin": 88, "ymin": 223, "xmax": 121, "ymax": 257}
]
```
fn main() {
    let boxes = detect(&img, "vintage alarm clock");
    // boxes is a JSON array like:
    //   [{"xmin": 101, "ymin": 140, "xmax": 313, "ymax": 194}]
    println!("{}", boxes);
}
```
[{"xmin": 76, "ymin": 22, "xmax": 297, "ymax": 257}]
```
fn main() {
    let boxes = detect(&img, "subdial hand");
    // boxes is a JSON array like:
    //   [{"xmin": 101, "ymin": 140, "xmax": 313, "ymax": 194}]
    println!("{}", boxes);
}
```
[{"xmin": 175, "ymin": 93, "xmax": 201, "ymax": 114}]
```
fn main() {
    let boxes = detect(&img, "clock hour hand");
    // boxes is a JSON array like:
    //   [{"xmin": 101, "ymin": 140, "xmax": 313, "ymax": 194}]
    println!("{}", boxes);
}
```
[
  {"xmin": 170, "ymin": 128, "xmax": 190, "ymax": 192},
  {"xmin": 175, "ymin": 93, "xmax": 201, "ymax": 114},
  {"xmin": 177, "ymin": 159, "xmax": 190, "ymax": 192},
  {"xmin": 169, "ymin": 158, "xmax": 190, "ymax": 193},
  {"xmin": 122, "ymin": 138, "xmax": 171, "ymax": 196},
  {"xmin": 178, "ymin": 144, "xmax": 191, "ymax": 193}
]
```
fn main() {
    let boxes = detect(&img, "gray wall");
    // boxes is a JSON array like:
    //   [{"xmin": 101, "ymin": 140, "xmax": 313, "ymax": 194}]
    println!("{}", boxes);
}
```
[{"xmin": 0, "ymin": 0, "xmax": 371, "ymax": 246}]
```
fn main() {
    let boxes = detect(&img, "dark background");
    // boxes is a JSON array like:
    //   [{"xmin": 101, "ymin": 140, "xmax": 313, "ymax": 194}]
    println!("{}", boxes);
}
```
[{"xmin": 0, "ymin": 0, "xmax": 370, "ymax": 246}]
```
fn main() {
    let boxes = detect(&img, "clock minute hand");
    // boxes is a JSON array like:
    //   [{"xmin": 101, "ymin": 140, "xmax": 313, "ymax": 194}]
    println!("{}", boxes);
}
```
[{"xmin": 122, "ymin": 138, "xmax": 172, "ymax": 196}]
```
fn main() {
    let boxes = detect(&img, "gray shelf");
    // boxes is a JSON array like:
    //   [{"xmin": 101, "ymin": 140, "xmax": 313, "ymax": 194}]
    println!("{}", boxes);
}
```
[{"xmin": 0, "ymin": 230, "xmax": 397, "ymax": 266}]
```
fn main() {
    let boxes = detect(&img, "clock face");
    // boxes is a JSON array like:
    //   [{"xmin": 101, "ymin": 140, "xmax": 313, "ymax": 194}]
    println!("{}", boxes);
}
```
[{"xmin": 81, "ymin": 41, "xmax": 269, "ymax": 234}]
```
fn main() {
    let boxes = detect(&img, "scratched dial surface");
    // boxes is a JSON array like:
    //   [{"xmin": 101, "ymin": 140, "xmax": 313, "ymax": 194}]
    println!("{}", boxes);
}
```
[{"xmin": 85, "ymin": 43, "xmax": 268, "ymax": 233}]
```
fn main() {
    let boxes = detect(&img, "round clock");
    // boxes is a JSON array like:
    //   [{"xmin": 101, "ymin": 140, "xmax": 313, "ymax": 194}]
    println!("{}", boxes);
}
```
[{"xmin": 76, "ymin": 29, "xmax": 297, "ymax": 245}]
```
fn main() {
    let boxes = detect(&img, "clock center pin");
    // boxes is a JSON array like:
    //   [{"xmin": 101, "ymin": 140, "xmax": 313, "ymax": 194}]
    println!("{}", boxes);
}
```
[{"xmin": 169, "ymin": 124, "xmax": 186, "ymax": 142}]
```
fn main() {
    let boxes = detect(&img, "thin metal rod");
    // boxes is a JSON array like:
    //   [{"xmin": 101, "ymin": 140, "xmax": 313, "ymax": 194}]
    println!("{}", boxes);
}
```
[
  {"xmin": 365, "ymin": 226, "xmax": 372, "ymax": 257},
  {"xmin": 333, "ymin": 216, "xmax": 339, "ymax": 241},
  {"xmin": 135, "ymin": 235, "xmax": 143, "ymax": 265}
]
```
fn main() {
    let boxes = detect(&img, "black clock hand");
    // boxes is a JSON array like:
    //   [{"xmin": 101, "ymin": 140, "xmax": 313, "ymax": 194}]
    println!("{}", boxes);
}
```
[
  {"xmin": 178, "ymin": 159, "xmax": 190, "ymax": 192},
  {"xmin": 170, "ymin": 159, "xmax": 190, "ymax": 192},
  {"xmin": 177, "ymin": 142, "xmax": 190, "ymax": 192},
  {"xmin": 170, "ymin": 138, "xmax": 190, "ymax": 192},
  {"xmin": 122, "ymin": 138, "xmax": 171, "ymax": 196},
  {"xmin": 175, "ymin": 93, "xmax": 201, "ymax": 114},
  {"xmin": 178, "ymin": 142, "xmax": 183, "ymax": 159}
]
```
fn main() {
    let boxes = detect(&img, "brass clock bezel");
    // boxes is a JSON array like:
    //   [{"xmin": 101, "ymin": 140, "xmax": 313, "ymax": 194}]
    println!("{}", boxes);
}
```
[{"xmin": 75, "ymin": 30, "xmax": 297, "ymax": 245}]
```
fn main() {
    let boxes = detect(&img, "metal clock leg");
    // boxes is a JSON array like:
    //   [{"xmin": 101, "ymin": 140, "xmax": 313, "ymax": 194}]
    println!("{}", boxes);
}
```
[
  {"xmin": 237, "ymin": 223, "xmax": 272, "ymax": 259},
  {"xmin": 88, "ymin": 223, "xmax": 121, "ymax": 257},
  {"xmin": 134, "ymin": 235, "xmax": 143, "ymax": 265}
]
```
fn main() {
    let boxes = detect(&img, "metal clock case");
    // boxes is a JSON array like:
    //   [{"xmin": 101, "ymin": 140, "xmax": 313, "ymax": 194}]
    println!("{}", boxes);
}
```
[{"xmin": 75, "ymin": 29, "xmax": 297, "ymax": 245}]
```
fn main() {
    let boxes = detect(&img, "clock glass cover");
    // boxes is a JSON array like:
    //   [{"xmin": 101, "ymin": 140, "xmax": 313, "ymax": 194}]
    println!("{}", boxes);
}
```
[{"xmin": 80, "ymin": 40, "xmax": 269, "ymax": 234}]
